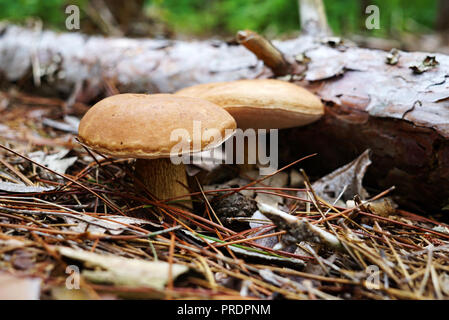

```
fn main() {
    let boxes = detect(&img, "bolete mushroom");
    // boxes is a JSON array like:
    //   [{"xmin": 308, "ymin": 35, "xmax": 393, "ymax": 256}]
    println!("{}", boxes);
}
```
[
  {"xmin": 78, "ymin": 93, "xmax": 236, "ymax": 204},
  {"xmin": 175, "ymin": 79, "xmax": 324, "ymax": 172}
]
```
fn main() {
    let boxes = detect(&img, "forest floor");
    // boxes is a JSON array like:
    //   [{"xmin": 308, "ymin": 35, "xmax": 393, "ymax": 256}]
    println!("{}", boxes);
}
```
[{"xmin": 0, "ymin": 88, "xmax": 449, "ymax": 300}]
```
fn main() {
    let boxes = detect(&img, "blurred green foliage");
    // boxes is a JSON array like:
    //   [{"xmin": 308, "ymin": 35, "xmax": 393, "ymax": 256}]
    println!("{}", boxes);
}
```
[
  {"xmin": 148, "ymin": 0, "xmax": 300, "ymax": 37},
  {"xmin": 0, "ymin": 0, "xmax": 87, "ymax": 26},
  {"xmin": 152, "ymin": 0, "xmax": 438, "ymax": 37},
  {"xmin": 324, "ymin": 0, "xmax": 437, "ymax": 37},
  {"xmin": 0, "ymin": 0, "xmax": 66, "ymax": 25},
  {"xmin": 0, "ymin": 0, "xmax": 439, "ymax": 38}
]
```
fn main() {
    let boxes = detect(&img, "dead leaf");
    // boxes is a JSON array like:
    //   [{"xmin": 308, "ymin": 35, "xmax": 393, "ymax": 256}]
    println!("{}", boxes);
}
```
[
  {"xmin": 308, "ymin": 149, "xmax": 372, "ymax": 204},
  {"xmin": 366, "ymin": 198, "xmax": 397, "ymax": 217},
  {"xmin": 42, "ymin": 115, "xmax": 80, "ymax": 134},
  {"xmin": 254, "ymin": 171, "xmax": 288, "ymax": 208},
  {"xmin": 56, "ymin": 246, "xmax": 189, "ymax": 290},
  {"xmin": 29, "ymin": 149, "xmax": 77, "ymax": 175},
  {"xmin": 321, "ymin": 37, "xmax": 344, "ymax": 49},
  {"xmin": 0, "ymin": 181, "xmax": 54, "ymax": 193},
  {"xmin": 62, "ymin": 215, "xmax": 155, "ymax": 235},
  {"xmin": 409, "ymin": 55, "xmax": 439, "ymax": 74},
  {"xmin": 432, "ymin": 225, "xmax": 449, "ymax": 235},
  {"xmin": 249, "ymin": 210, "xmax": 279, "ymax": 248},
  {"xmin": 386, "ymin": 48, "xmax": 400, "ymax": 65},
  {"xmin": 0, "ymin": 273, "xmax": 41, "ymax": 299},
  {"xmin": 259, "ymin": 268, "xmax": 340, "ymax": 300},
  {"xmin": 294, "ymin": 53, "xmax": 311, "ymax": 64}
]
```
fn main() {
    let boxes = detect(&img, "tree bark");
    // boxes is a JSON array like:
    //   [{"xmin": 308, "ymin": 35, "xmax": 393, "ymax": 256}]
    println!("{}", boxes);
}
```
[
  {"xmin": 299, "ymin": 0, "xmax": 332, "ymax": 36},
  {"xmin": 436, "ymin": 0, "xmax": 449, "ymax": 43},
  {"xmin": 436, "ymin": 0, "xmax": 449, "ymax": 32},
  {"xmin": 1, "ymin": 25, "xmax": 449, "ymax": 212}
]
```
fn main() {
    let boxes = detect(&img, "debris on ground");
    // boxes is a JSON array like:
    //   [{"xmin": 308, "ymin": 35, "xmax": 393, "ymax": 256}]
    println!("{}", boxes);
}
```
[{"xmin": 0, "ymin": 90, "xmax": 448, "ymax": 300}]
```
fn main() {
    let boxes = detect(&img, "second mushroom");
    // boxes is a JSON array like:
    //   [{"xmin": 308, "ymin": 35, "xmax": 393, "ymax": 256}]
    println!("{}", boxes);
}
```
[{"xmin": 176, "ymin": 79, "xmax": 324, "ymax": 173}]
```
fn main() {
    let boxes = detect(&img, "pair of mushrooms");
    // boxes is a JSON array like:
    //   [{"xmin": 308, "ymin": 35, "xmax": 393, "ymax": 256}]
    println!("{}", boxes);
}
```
[{"xmin": 78, "ymin": 79, "xmax": 324, "ymax": 205}]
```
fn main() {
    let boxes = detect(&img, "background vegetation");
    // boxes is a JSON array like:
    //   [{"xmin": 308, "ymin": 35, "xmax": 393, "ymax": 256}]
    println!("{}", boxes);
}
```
[{"xmin": 0, "ymin": 0, "xmax": 439, "ymax": 38}]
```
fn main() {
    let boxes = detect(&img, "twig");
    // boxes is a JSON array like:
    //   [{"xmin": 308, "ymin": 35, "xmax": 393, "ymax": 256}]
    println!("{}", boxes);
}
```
[{"xmin": 236, "ymin": 30, "xmax": 292, "ymax": 76}]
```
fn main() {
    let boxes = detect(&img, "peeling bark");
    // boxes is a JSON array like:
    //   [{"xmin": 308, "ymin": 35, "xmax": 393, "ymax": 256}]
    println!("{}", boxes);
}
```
[{"xmin": 1, "ymin": 25, "xmax": 449, "ymax": 211}]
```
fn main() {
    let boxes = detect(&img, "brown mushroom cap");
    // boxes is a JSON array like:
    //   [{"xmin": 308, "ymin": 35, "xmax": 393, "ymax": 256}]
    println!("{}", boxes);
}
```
[
  {"xmin": 175, "ymin": 79, "xmax": 324, "ymax": 130},
  {"xmin": 78, "ymin": 93, "xmax": 236, "ymax": 159}
]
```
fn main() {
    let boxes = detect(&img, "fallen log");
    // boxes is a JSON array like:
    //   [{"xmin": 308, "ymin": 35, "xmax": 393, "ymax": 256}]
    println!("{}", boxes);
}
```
[{"xmin": 1, "ymin": 24, "xmax": 449, "ymax": 212}]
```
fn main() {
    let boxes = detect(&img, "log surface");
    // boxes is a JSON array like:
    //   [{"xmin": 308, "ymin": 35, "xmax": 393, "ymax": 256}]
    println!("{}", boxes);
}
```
[{"xmin": 1, "ymin": 25, "xmax": 449, "ymax": 211}]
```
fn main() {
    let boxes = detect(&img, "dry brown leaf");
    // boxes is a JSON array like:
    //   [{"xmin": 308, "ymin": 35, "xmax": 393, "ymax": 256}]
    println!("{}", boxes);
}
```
[
  {"xmin": 309, "ymin": 149, "xmax": 372, "ymax": 204},
  {"xmin": 56, "ymin": 246, "xmax": 189, "ymax": 290}
]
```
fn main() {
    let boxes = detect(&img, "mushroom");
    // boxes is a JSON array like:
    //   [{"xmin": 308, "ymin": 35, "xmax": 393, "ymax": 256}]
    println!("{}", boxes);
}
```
[
  {"xmin": 78, "ymin": 93, "xmax": 236, "ymax": 204},
  {"xmin": 175, "ymin": 79, "xmax": 324, "ymax": 172}
]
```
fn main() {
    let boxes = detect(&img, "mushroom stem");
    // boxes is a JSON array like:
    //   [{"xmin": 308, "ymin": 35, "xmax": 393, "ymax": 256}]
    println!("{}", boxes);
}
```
[
  {"xmin": 238, "ymin": 138, "xmax": 258, "ymax": 174},
  {"xmin": 135, "ymin": 158, "xmax": 191, "ymax": 208},
  {"xmin": 238, "ymin": 133, "xmax": 274, "ymax": 174}
]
